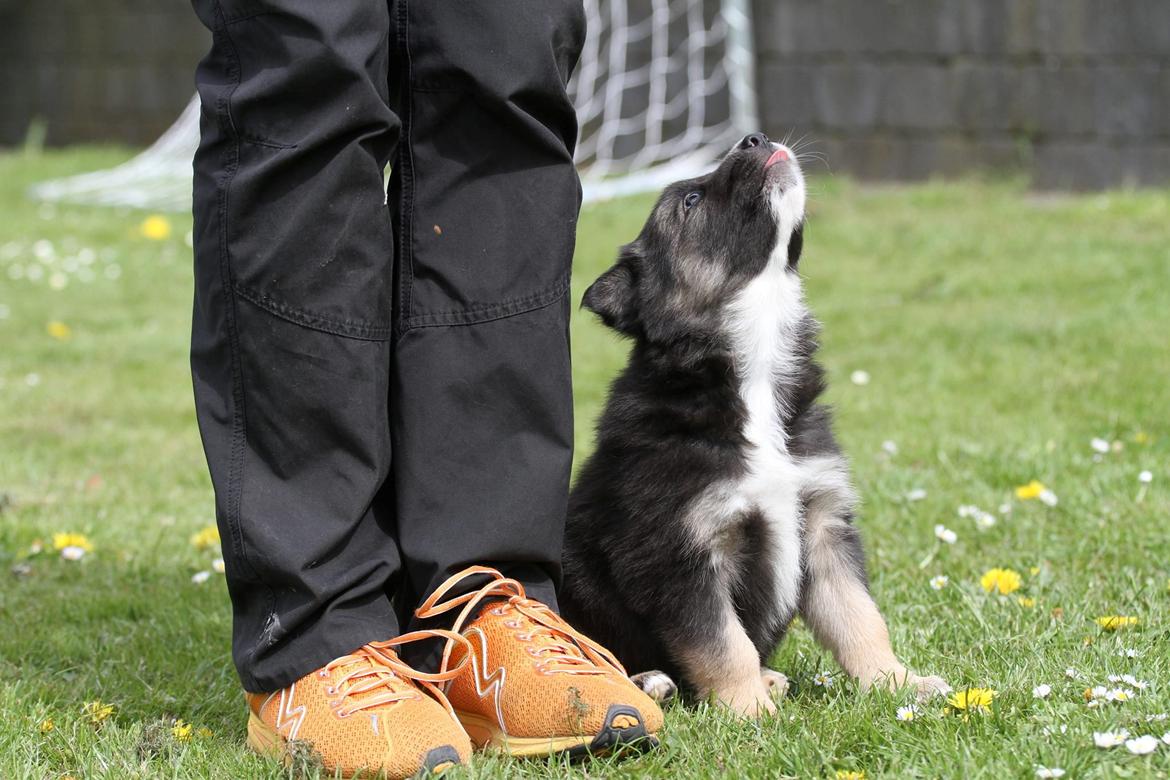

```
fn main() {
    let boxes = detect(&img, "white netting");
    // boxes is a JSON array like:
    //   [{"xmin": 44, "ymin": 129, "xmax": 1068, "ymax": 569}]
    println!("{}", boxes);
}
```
[{"xmin": 30, "ymin": 0, "xmax": 755, "ymax": 209}]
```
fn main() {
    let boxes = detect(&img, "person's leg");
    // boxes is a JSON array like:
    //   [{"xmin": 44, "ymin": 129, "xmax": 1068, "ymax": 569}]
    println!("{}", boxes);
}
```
[
  {"xmin": 386, "ymin": 0, "xmax": 585, "ymax": 640},
  {"xmin": 191, "ymin": 0, "xmax": 403, "ymax": 694}
]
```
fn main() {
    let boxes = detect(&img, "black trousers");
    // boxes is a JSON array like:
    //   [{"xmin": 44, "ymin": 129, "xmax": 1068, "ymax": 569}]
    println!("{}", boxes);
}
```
[{"xmin": 190, "ymin": 0, "xmax": 585, "ymax": 692}]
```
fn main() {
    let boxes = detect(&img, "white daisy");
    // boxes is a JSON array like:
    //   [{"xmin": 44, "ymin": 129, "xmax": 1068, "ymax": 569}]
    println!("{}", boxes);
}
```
[
  {"xmin": 896, "ymin": 705, "xmax": 917, "ymax": 722},
  {"xmin": 907, "ymin": 488, "xmax": 927, "ymax": 502},
  {"xmin": 1106, "ymin": 688, "xmax": 1135, "ymax": 702},
  {"xmin": 1035, "ymin": 768, "xmax": 1065, "ymax": 779},
  {"xmin": 813, "ymin": 672, "xmax": 834, "ymax": 687},
  {"xmin": 1039, "ymin": 489, "xmax": 1058, "ymax": 506},
  {"xmin": 957, "ymin": 504, "xmax": 977, "ymax": 518},
  {"xmin": 60, "ymin": 546, "xmax": 86, "ymax": 561},
  {"xmin": 1032, "ymin": 684, "xmax": 1052, "ymax": 699},
  {"xmin": 881, "ymin": 440, "xmax": 898, "ymax": 456},
  {"xmin": 929, "ymin": 575, "xmax": 949, "ymax": 590},
  {"xmin": 1121, "ymin": 674, "xmax": 1148, "ymax": 690},
  {"xmin": 933, "ymin": 525, "xmax": 957, "ymax": 544},
  {"xmin": 974, "ymin": 511, "xmax": 997, "ymax": 530},
  {"xmin": 1162, "ymin": 731, "xmax": 1170, "ymax": 745},
  {"xmin": 850, "ymin": 370, "xmax": 870, "ymax": 386},
  {"xmin": 1118, "ymin": 648, "xmax": 1140, "ymax": 658},
  {"xmin": 212, "ymin": 558, "xmax": 226, "ymax": 574},
  {"xmin": 1064, "ymin": 668, "xmax": 1080, "ymax": 679},
  {"xmin": 1139, "ymin": 470, "xmax": 1153, "ymax": 484},
  {"xmin": 1091, "ymin": 437, "xmax": 1110, "ymax": 454},
  {"xmin": 998, "ymin": 502, "xmax": 1012, "ymax": 515},
  {"xmin": 1124, "ymin": 735, "xmax": 1160, "ymax": 755},
  {"xmin": 1094, "ymin": 729, "xmax": 1128, "ymax": 748},
  {"xmin": 191, "ymin": 570, "xmax": 211, "ymax": 585}
]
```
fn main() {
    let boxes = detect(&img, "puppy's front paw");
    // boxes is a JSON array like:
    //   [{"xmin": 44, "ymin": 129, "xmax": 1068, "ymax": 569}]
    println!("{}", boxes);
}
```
[
  {"xmin": 907, "ymin": 673, "xmax": 951, "ymax": 702},
  {"xmin": 714, "ymin": 680, "xmax": 777, "ymax": 719},
  {"xmin": 760, "ymin": 668, "xmax": 789, "ymax": 700},
  {"xmin": 630, "ymin": 670, "xmax": 678, "ymax": 702}
]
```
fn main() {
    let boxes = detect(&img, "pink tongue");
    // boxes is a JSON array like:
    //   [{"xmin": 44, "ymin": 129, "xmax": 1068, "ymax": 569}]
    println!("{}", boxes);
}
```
[{"xmin": 765, "ymin": 148, "xmax": 790, "ymax": 168}]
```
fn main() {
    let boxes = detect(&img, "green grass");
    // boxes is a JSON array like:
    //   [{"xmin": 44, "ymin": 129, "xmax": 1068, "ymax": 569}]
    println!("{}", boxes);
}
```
[{"xmin": 1, "ymin": 148, "xmax": 1168, "ymax": 779}]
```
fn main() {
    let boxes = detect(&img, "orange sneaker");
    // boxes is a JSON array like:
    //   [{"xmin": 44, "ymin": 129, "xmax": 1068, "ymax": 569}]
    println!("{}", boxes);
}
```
[
  {"xmin": 245, "ymin": 631, "xmax": 472, "ymax": 778},
  {"xmin": 417, "ymin": 566, "xmax": 663, "ymax": 757}
]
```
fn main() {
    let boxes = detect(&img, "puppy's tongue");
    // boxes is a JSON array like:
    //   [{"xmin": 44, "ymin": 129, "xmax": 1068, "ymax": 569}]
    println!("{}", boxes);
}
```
[{"xmin": 765, "ymin": 148, "xmax": 790, "ymax": 169}]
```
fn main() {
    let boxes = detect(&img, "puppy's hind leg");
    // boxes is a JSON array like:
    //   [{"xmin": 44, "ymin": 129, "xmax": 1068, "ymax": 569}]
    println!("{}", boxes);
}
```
[{"xmin": 799, "ymin": 464, "xmax": 950, "ymax": 701}]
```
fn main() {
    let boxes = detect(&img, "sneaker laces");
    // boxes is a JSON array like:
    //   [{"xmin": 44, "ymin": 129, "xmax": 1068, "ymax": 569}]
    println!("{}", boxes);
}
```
[
  {"xmin": 323, "ymin": 629, "xmax": 473, "ymax": 720},
  {"xmin": 415, "ymin": 565, "xmax": 628, "ymax": 678}
]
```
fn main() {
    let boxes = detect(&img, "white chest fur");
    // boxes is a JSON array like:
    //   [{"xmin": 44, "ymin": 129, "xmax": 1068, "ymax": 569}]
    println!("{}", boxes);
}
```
[{"xmin": 721, "ymin": 260, "xmax": 808, "ymax": 620}]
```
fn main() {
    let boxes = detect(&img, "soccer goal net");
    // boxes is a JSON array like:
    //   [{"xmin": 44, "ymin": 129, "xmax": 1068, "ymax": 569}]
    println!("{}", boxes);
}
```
[{"xmin": 31, "ymin": 0, "xmax": 756, "ymax": 210}]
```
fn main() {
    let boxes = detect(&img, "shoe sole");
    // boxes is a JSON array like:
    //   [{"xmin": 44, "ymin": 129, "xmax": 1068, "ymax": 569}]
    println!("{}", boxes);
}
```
[
  {"xmin": 246, "ymin": 712, "xmax": 462, "ymax": 777},
  {"xmin": 456, "ymin": 703, "xmax": 659, "ymax": 758}
]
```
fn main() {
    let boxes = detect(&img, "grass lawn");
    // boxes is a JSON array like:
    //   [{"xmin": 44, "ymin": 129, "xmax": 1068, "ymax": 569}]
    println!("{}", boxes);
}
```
[{"xmin": 1, "ymin": 148, "xmax": 1168, "ymax": 779}]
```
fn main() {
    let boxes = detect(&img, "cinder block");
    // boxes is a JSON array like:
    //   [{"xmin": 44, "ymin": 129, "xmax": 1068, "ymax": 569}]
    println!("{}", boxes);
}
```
[
  {"xmin": 953, "ymin": 62, "xmax": 1039, "ymax": 134},
  {"xmin": 758, "ymin": 60, "xmax": 817, "ymax": 130},
  {"xmin": 1034, "ymin": 65, "xmax": 1096, "ymax": 137},
  {"xmin": 813, "ymin": 63, "xmax": 883, "ymax": 130},
  {"xmin": 1095, "ymin": 65, "xmax": 1161, "ymax": 138},
  {"xmin": 1032, "ymin": 141, "xmax": 1117, "ymax": 190},
  {"xmin": 881, "ymin": 64, "xmax": 954, "ymax": 131}
]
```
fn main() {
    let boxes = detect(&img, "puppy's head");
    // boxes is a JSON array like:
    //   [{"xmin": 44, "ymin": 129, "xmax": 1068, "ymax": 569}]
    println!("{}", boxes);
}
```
[{"xmin": 583, "ymin": 133, "xmax": 806, "ymax": 342}]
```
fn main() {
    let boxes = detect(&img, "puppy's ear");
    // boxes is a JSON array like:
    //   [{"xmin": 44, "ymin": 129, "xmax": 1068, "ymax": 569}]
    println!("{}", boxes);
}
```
[
  {"xmin": 582, "ymin": 244, "xmax": 641, "ymax": 335},
  {"xmin": 787, "ymin": 222, "xmax": 804, "ymax": 268}
]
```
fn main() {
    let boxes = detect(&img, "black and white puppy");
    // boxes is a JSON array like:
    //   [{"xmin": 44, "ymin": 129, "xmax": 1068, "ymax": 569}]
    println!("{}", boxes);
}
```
[{"xmin": 561, "ymin": 133, "xmax": 949, "ymax": 717}]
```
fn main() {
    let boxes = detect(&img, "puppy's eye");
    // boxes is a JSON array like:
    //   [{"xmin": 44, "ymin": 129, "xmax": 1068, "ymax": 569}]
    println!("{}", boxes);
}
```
[{"xmin": 683, "ymin": 191, "xmax": 702, "ymax": 209}]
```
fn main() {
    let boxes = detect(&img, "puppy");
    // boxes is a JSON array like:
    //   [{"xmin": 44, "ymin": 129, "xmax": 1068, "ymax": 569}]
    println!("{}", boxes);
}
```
[{"xmin": 560, "ymin": 133, "xmax": 949, "ymax": 717}]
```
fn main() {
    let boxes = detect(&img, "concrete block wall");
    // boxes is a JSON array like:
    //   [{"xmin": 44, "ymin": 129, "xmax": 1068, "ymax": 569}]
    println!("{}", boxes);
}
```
[
  {"xmin": 753, "ymin": 0, "xmax": 1170, "ymax": 189},
  {"xmin": 0, "ymin": 0, "xmax": 208, "ymax": 147}
]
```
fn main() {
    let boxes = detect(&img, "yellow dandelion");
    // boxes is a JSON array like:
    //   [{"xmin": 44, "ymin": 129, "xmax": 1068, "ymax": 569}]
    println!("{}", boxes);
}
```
[
  {"xmin": 1096, "ymin": 615, "xmax": 1139, "ymax": 631},
  {"xmin": 172, "ymin": 719, "xmax": 193, "ymax": 743},
  {"xmin": 52, "ymin": 533, "xmax": 93, "ymax": 553},
  {"xmin": 189, "ymin": 525, "xmax": 221, "ymax": 550},
  {"xmin": 948, "ymin": 687, "xmax": 996, "ymax": 714},
  {"xmin": 195, "ymin": 726, "xmax": 214, "ymax": 739},
  {"xmin": 140, "ymin": 215, "xmax": 173, "ymax": 240},
  {"xmin": 1134, "ymin": 431, "xmax": 1150, "ymax": 444},
  {"xmin": 82, "ymin": 700, "xmax": 115, "ymax": 725},
  {"xmin": 1018, "ymin": 596, "xmax": 1036, "ymax": 608},
  {"xmin": 836, "ymin": 772, "xmax": 866, "ymax": 780},
  {"xmin": 39, "ymin": 718, "xmax": 55, "ymax": 735},
  {"xmin": 1015, "ymin": 480, "xmax": 1046, "ymax": 500},
  {"xmin": 46, "ymin": 321, "xmax": 72, "ymax": 341},
  {"xmin": 1029, "ymin": 566, "xmax": 1041, "ymax": 576},
  {"xmin": 980, "ymin": 567, "xmax": 1022, "ymax": 595}
]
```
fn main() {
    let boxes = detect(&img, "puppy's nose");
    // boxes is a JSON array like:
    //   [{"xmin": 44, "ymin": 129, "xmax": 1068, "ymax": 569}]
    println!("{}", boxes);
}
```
[{"xmin": 738, "ymin": 132, "xmax": 769, "ymax": 150}]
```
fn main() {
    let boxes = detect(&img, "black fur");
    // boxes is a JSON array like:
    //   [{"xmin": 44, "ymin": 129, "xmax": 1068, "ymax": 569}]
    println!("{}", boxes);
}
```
[{"xmin": 561, "ymin": 137, "xmax": 864, "ymax": 695}]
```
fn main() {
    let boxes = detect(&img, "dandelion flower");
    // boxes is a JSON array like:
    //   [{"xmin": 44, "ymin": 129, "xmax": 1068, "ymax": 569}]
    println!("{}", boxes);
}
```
[
  {"xmin": 1033, "ymin": 684, "xmax": 1052, "ymax": 699},
  {"xmin": 934, "ymin": 525, "xmax": 957, "ymax": 544},
  {"xmin": 191, "ymin": 570, "xmax": 211, "ymax": 585},
  {"xmin": 1094, "ymin": 729, "xmax": 1128, "ymax": 748},
  {"xmin": 46, "ymin": 321, "xmax": 72, "ymax": 341},
  {"xmin": 896, "ymin": 705, "xmax": 918, "ymax": 722},
  {"xmin": 196, "ymin": 726, "xmax": 214, "ymax": 739},
  {"xmin": 189, "ymin": 525, "xmax": 220, "ymax": 550},
  {"xmin": 849, "ymin": 370, "xmax": 870, "ymax": 386},
  {"xmin": 836, "ymin": 772, "xmax": 866, "ymax": 780},
  {"xmin": 171, "ymin": 719, "xmax": 193, "ymax": 743},
  {"xmin": 83, "ymin": 700, "xmax": 115, "ymax": 725},
  {"xmin": 980, "ymin": 568, "xmax": 1022, "ymax": 595},
  {"xmin": 813, "ymin": 671, "xmax": 834, "ymax": 688},
  {"xmin": 1096, "ymin": 615, "xmax": 1139, "ymax": 631},
  {"xmin": 930, "ymin": 575, "xmax": 949, "ymax": 590},
  {"xmin": 1125, "ymin": 735, "xmax": 1160, "ymax": 755},
  {"xmin": 1035, "ymin": 768, "xmax": 1065, "ymax": 779},
  {"xmin": 1018, "ymin": 597, "xmax": 1036, "ymax": 608},
  {"xmin": 52, "ymin": 533, "xmax": 93, "ymax": 553},
  {"xmin": 1139, "ymin": 470, "xmax": 1153, "ymax": 484},
  {"xmin": 947, "ymin": 687, "xmax": 996, "ymax": 714},
  {"xmin": 39, "ymin": 718, "xmax": 54, "ymax": 734},
  {"xmin": 140, "ymin": 215, "xmax": 173, "ymax": 241},
  {"xmin": 1016, "ymin": 480, "xmax": 1046, "ymax": 500}
]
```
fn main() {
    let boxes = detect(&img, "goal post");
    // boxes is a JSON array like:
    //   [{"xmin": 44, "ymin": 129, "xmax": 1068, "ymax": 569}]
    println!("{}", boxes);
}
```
[{"xmin": 31, "ymin": 0, "xmax": 757, "ymax": 209}]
